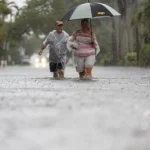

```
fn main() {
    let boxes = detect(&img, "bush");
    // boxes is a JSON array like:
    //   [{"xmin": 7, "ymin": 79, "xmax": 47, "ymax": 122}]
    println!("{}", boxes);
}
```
[
  {"xmin": 140, "ymin": 44, "xmax": 150, "ymax": 67},
  {"xmin": 98, "ymin": 54, "xmax": 113, "ymax": 66},
  {"xmin": 117, "ymin": 59, "xmax": 124, "ymax": 66},
  {"xmin": 125, "ymin": 52, "xmax": 137, "ymax": 66}
]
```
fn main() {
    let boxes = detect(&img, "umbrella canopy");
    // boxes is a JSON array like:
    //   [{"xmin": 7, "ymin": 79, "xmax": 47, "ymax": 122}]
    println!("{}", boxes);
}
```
[{"xmin": 62, "ymin": 2, "xmax": 121, "ymax": 21}]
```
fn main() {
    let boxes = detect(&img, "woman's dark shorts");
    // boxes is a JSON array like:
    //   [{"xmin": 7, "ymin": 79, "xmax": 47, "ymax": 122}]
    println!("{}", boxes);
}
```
[{"xmin": 49, "ymin": 62, "xmax": 64, "ymax": 72}]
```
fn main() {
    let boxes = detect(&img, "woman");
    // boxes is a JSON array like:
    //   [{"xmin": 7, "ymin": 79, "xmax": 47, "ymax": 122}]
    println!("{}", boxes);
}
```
[{"xmin": 67, "ymin": 19, "xmax": 100, "ymax": 79}]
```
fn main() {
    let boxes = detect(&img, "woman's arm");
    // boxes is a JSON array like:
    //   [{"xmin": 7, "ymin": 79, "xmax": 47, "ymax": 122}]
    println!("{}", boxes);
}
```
[
  {"xmin": 92, "ymin": 33, "xmax": 100, "ymax": 55},
  {"xmin": 94, "ymin": 40, "xmax": 100, "ymax": 55},
  {"xmin": 67, "ymin": 31, "xmax": 78, "ymax": 51}
]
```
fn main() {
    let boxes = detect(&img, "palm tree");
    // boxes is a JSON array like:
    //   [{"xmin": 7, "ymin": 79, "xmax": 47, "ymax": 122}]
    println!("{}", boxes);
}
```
[{"xmin": 0, "ymin": 0, "xmax": 11, "ymax": 22}]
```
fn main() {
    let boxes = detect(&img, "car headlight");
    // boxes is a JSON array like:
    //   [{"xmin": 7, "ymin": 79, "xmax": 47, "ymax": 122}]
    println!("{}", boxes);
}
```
[
  {"xmin": 35, "ymin": 58, "xmax": 40, "ymax": 63},
  {"xmin": 41, "ymin": 58, "xmax": 46, "ymax": 63}
]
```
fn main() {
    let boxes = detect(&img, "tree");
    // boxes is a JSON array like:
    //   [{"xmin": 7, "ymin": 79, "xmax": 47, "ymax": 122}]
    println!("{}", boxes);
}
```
[
  {"xmin": 13, "ymin": 0, "xmax": 67, "ymax": 36},
  {"xmin": 133, "ymin": 0, "xmax": 150, "ymax": 66},
  {"xmin": 0, "ymin": 0, "xmax": 10, "ymax": 42},
  {"xmin": 136, "ymin": 0, "xmax": 150, "ymax": 43}
]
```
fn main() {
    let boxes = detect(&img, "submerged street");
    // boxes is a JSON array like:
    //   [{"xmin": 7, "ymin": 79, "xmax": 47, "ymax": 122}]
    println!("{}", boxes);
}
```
[{"xmin": 0, "ymin": 66, "xmax": 150, "ymax": 150}]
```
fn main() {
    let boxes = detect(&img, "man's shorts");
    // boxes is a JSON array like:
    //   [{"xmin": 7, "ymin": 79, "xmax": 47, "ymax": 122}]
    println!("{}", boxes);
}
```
[{"xmin": 49, "ymin": 62, "xmax": 64, "ymax": 72}]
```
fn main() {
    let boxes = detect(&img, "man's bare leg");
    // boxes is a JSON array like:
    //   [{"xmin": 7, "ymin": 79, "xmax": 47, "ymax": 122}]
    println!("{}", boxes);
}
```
[
  {"xmin": 58, "ymin": 70, "xmax": 64, "ymax": 79},
  {"xmin": 53, "ymin": 71, "xmax": 59, "ymax": 79}
]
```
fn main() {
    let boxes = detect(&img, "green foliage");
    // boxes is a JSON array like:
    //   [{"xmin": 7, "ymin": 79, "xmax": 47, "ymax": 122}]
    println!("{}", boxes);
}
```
[
  {"xmin": 8, "ymin": 40, "xmax": 20, "ymax": 64},
  {"xmin": 117, "ymin": 59, "xmax": 124, "ymax": 66},
  {"xmin": 15, "ymin": 0, "xmax": 67, "ymax": 35},
  {"xmin": 21, "ymin": 35, "xmax": 42, "ymax": 56},
  {"xmin": 0, "ymin": 0, "xmax": 11, "ymax": 42},
  {"xmin": 98, "ymin": 53, "xmax": 113, "ymax": 66},
  {"xmin": 0, "ymin": 0, "xmax": 11, "ymax": 16},
  {"xmin": 0, "ymin": 22, "xmax": 8, "ymax": 41},
  {"xmin": 124, "ymin": 52, "xmax": 137, "ymax": 66},
  {"xmin": 140, "ymin": 44, "xmax": 150, "ymax": 66},
  {"xmin": 134, "ymin": 0, "xmax": 150, "ymax": 44},
  {"xmin": 1, "ymin": 0, "xmax": 149, "ymax": 66}
]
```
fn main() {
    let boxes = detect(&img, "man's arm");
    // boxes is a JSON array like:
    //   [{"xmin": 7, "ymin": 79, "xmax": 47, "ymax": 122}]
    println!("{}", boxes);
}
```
[
  {"xmin": 39, "ymin": 32, "xmax": 52, "ymax": 55},
  {"xmin": 39, "ymin": 44, "xmax": 47, "ymax": 55}
]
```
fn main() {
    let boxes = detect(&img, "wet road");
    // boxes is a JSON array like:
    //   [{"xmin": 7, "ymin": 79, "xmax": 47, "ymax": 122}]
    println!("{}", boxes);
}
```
[{"xmin": 0, "ymin": 65, "xmax": 150, "ymax": 150}]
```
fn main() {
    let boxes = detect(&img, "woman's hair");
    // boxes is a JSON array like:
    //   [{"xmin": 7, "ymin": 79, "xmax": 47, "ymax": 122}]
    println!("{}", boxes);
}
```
[{"xmin": 81, "ymin": 19, "xmax": 89, "ymax": 24}]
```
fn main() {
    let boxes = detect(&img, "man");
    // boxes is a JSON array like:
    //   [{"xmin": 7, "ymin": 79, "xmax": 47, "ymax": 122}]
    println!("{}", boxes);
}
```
[
  {"xmin": 67, "ymin": 19, "xmax": 100, "ymax": 79},
  {"xmin": 39, "ymin": 21, "xmax": 69, "ymax": 79}
]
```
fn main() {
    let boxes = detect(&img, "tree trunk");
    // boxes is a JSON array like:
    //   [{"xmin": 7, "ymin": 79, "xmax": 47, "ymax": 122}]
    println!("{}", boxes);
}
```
[
  {"xmin": 135, "ymin": 0, "xmax": 141, "ymax": 66},
  {"xmin": 112, "ymin": 18, "xmax": 117, "ymax": 64},
  {"xmin": 135, "ymin": 25, "xmax": 140, "ymax": 65}
]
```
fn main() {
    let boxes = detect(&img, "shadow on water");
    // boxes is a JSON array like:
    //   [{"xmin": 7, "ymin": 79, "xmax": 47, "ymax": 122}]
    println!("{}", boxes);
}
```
[
  {"xmin": 31, "ymin": 77, "xmax": 98, "ymax": 82},
  {"xmin": 72, "ymin": 78, "xmax": 98, "ymax": 83}
]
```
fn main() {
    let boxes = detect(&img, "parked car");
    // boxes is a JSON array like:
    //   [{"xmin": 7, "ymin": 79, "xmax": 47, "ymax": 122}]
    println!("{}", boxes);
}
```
[
  {"xmin": 22, "ymin": 55, "xmax": 30, "ymax": 65},
  {"xmin": 30, "ymin": 53, "xmax": 48, "ymax": 67}
]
